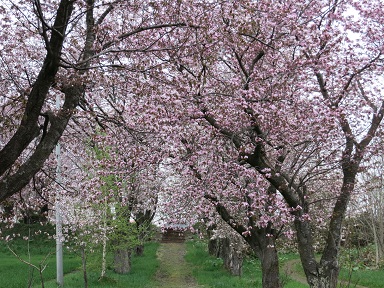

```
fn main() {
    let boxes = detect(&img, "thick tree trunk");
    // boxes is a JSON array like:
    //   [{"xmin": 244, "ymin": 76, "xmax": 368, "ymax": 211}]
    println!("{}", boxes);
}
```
[
  {"xmin": 244, "ymin": 229, "xmax": 281, "ymax": 288},
  {"xmin": 211, "ymin": 199, "xmax": 281, "ymax": 288},
  {"xmin": 295, "ymin": 169, "xmax": 357, "ymax": 288},
  {"xmin": 208, "ymin": 236, "xmax": 243, "ymax": 276},
  {"xmin": 260, "ymin": 247, "xmax": 280, "ymax": 288},
  {"xmin": 113, "ymin": 249, "xmax": 131, "ymax": 274},
  {"xmin": 251, "ymin": 234, "xmax": 281, "ymax": 288},
  {"xmin": 295, "ymin": 207, "xmax": 342, "ymax": 288}
]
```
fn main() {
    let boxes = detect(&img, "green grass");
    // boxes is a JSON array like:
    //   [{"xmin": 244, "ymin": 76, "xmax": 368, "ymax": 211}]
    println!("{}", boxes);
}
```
[
  {"xmin": 0, "ymin": 251, "xmax": 81, "ymax": 288},
  {"xmin": 33, "ymin": 242, "xmax": 160, "ymax": 288},
  {"xmin": 339, "ymin": 266, "xmax": 384, "ymax": 288},
  {"xmin": 0, "ymin": 241, "xmax": 160, "ymax": 288},
  {"xmin": 0, "ymin": 223, "xmax": 80, "ymax": 288},
  {"xmin": 185, "ymin": 240, "xmax": 308, "ymax": 288},
  {"xmin": 0, "ymin": 223, "xmax": 160, "ymax": 288},
  {"xmin": 291, "ymin": 253, "xmax": 384, "ymax": 288}
]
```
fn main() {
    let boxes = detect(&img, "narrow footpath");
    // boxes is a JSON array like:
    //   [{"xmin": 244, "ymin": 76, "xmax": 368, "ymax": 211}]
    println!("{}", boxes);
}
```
[{"xmin": 153, "ymin": 242, "xmax": 203, "ymax": 288}]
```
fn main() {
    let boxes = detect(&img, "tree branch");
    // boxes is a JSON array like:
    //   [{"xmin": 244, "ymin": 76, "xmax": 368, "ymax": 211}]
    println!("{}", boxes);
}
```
[{"xmin": 0, "ymin": 0, "xmax": 75, "ymax": 177}]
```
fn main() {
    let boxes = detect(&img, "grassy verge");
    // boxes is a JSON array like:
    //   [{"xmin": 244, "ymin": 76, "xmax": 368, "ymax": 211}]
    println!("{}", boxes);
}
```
[
  {"xmin": 0, "ymin": 223, "xmax": 160, "ymax": 288},
  {"xmin": 0, "ymin": 223, "xmax": 80, "ymax": 288},
  {"xmin": 33, "ymin": 242, "xmax": 160, "ymax": 288},
  {"xmin": 339, "ymin": 267, "xmax": 384, "ymax": 288},
  {"xmin": 185, "ymin": 240, "xmax": 308, "ymax": 288},
  {"xmin": 291, "ymin": 254, "xmax": 384, "ymax": 288}
]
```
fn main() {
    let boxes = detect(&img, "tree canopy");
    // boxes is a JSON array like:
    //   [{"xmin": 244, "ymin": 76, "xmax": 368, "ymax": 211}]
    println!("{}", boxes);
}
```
[{"xmin": 1, "ymin": 1, "xmax": 384, "ymax": 288}]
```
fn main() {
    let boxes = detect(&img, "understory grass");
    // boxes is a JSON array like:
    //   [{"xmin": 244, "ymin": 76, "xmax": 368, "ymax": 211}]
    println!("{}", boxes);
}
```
[
  {"xmin": 337, "ymin": 244, "xmax": 384, "ymax": 288},
  {"xmin": 0, "ymin": 223, "xmax": 160, "ymax": 288},
  {"xmin": 0, "ymin": 223, "xmax": 80, "ymax": 288},
  {"xmin": 338, "ymin": 268, "xmax": 384, "ymax": 288},
  {"xmin": 185, "ymin": 240, "xmax": 308, "ymax": 288},
  {"xmin": 32, "ymin": 241, "xmax": 160, "ymax": 288},
  {"xmin": 291, "ymin": 249, "xmax": 384, "ymax": 288}
]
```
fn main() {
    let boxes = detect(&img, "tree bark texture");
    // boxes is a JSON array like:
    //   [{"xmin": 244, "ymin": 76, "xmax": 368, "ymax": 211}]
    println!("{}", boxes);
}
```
[
  {"xmin": 247, "ymin": 232, "xmax": 281, "ymax": 288},
  {"xmin": 113, "ymin": 249, "xmax": 132, "ymax": 274},
  {"xmin": 211, "ymin": 199, "xmax": 282, "ymax": 288},
  {"xmin": 208, "ymin": 236, "xmax": 243, "ymax": 276},
  {"xmin": 0, "ymin": 0, "xmax": 78, "ymax": 201},
  {"xmin": 81, "ymin": 247, "xmax": 88, "ymax": 288}
]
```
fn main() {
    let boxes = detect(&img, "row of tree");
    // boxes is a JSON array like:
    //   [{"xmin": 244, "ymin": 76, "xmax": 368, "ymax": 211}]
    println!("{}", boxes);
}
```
[{"xmin": 1, "ymin": 1, "xmax": 384, "ymax": 288}]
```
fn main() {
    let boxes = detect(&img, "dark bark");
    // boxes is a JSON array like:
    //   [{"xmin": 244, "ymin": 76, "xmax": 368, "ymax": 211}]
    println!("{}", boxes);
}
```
[
  {"xmin": 0, "ymin": 87, "xmax": 80, "ymax": 200},
  {"xmin": 247, "ymin": 230, "xmax": 281, "ymax": 288},
  {"xmin": 260, "ymin": 245, "xmax": 280, "ymax": 288},
  {"xmin": 0, "ymin": 0, "xmax": 77, "ymax": 201},
  {"xmin": 113, "ymin": 249, "xmax": 132, "ymax": 274},
  {"xmin": 208, "ymin": 237, "xmax": 243, "ymax": 276},
  {"xmin": 206, "ymin": 195, "xmax": 282, "ymax": 288},
  {"xmin": 134, "ymin": 209, "xmax": 156, "ymax": 255},
  {"xmin": 0, "ymin": 0, "xmax": 74, "ymax": 176},
  {"xmin": 134, "ymin": 244, "xmax": 144, "ymax": 256}
]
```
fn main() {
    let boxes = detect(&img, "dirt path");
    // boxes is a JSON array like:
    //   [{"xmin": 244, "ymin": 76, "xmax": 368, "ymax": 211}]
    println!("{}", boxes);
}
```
[
  {"xmin": 153, "ymin": 242, "xmax": 204, "ymax": 288},
  {"xmin": 283, "ymin": 259, "xmax": 309, "ymax": 286}
]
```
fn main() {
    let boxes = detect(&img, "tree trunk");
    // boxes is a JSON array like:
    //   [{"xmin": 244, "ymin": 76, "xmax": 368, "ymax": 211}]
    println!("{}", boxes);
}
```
[
  {"xmin": 113, "ymin": 249, "xmax": 131, "ymax": 274},
  {"xmin": 208, "ymin": 237, "xmax": 219, "ymax": 256},
  {"xmin": 260, "ymin": 247, "xmax": 280, "ymax": 288},
  {"xmin": 256, "ymin": 237, "xmax": 281, "ymax": 288},
  {"xmin": 100, "ymin": 233, "xmax": 107, "ymax": 279},
  {"xmin": 100, "ymin": 205, "xmax": 107, "ymax": 279},
  {"xmin": 81, "ymin": 247, "xmax": 88, "ymax": 288},
  {"xmin": 135, "ymin": 244, "xmax": 144, "ymax": 256},
  {"xmin": 245, "ymin": 230, "xmax": 281, "ymax": 288},
  {"xmin": 211, "ymin": 200, "xmax": 281, "ymax": 288},
  {"xmin": 295, "ymin": 170, "xmax": 357, "ymax": 288},
  {"xmin": 208, "ymin": 236, "xmax": 243, "ymax": 276}
]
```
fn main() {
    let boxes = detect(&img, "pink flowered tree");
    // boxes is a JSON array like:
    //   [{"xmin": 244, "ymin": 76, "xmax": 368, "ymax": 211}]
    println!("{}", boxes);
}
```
[
  {"xmin": 157, "ymin": 1, "xmax": 384, "ymax": 287},
  {"xmin": 1, "ymin": 1, "xmax": 384, "ymax": 288}
]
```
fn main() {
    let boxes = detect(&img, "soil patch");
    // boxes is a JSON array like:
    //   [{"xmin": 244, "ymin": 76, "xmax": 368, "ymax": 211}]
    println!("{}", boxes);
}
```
[{"xmin": 153, "ymin": 242, "xmax": 203, "ymax": 288}]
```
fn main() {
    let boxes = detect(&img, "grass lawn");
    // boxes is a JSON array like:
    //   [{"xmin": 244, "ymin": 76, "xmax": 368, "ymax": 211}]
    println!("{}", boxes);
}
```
[
  {"xmin": 0, "ymin": 251, "xmax": 80, "ymax": 288},
  {"xmin": 33, "ymin": 242, "xmax": 160, "ymax": 288},
  {"xmin": 338, "ymin": 267, "xmax": 384, "ymax": 288},
  {"xmin": 0, "ymin": 223, "xmax": 160, "ymax": 288},
  {"xmin": 0, "ymin": 240, "xmax": 160, "ymax": 288},
  {"xmin": 291, "ymin": 254, "xmax": 384, "ymax": 288},
  {"xmin": 185, "ymin": 240, "xmax": 308, "ymax": 288}
]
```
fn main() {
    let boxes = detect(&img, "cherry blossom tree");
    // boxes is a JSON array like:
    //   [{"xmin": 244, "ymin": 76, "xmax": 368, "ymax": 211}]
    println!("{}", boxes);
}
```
[
  {"xmin": 0, "ymin": 0, "xmax": 195, "ymax": 201},
  {"xmin": 1, "ymin": 1, "xmax": 384, "ymax": 288},
  {"xmin": 160, "ymin": 1, "xmax": 384, "ymax": 287}
]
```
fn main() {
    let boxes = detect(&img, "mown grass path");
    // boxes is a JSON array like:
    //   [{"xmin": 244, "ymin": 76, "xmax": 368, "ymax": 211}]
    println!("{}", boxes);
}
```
[{"xmin": 153, "ymin": 242, "xmax": 204, "ymax": 288}]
